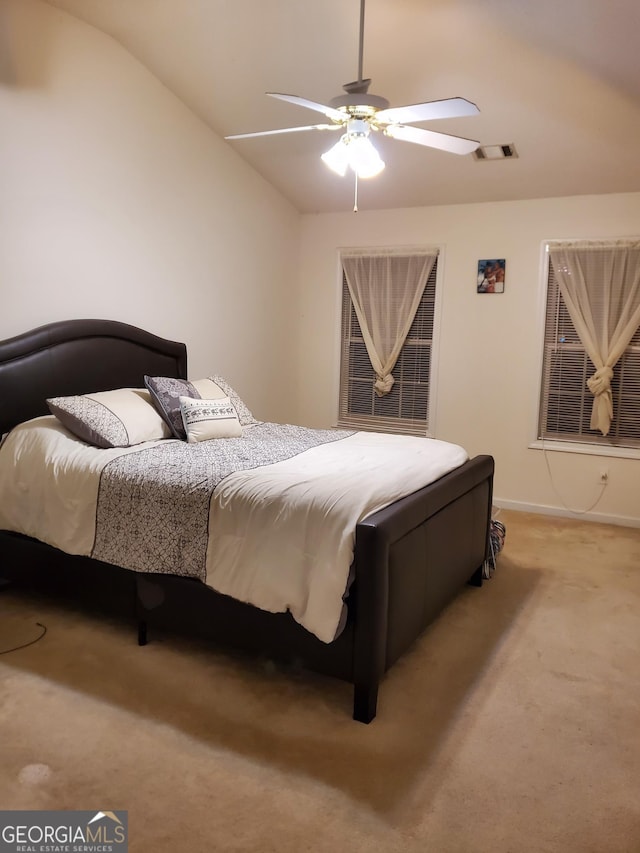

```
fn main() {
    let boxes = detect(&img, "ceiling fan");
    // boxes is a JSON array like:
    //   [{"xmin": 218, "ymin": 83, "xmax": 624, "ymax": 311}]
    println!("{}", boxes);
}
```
[{"xmin": 225, "ymin": 0, "xmax": 481, "ymax": 187}]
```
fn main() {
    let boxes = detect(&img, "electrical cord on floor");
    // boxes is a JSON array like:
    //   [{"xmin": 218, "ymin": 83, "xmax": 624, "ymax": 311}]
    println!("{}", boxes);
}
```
[
  {"xmin": 0, "ymin": 622, "xmax": 48, "ymax": 655},
  {"xmin": 0, "ymin": 579, "xmax": 49, "ymax": 653}
]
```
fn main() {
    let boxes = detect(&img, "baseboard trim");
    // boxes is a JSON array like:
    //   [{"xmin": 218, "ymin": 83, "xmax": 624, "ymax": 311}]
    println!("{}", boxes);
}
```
[{"xmin": 493, "ymin": 498, "xmax": 640, "ymax": 529}]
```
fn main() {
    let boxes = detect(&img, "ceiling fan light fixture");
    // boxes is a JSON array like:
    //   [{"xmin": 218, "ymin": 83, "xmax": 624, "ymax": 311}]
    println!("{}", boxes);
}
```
[
  {"xmin": 227, "ymin": 0, "xmax": 479, "ymax": 205},
  {"xmin": 322, "ymin": 124, "xmax": 385, "ymax": 179}
]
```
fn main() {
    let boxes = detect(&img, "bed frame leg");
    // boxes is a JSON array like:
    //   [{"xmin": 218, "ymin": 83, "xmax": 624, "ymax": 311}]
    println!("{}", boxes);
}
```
[
  {"xmin": 468, "ymin": 565, "xmax": 483, "ymax": 587},
  {"xmin": 353, "ymin": 682, "xmax": 378, "ymax": 724},
  {"xmin": 135, "ymin": 576, "xmax": 166, "ymax": 646}
]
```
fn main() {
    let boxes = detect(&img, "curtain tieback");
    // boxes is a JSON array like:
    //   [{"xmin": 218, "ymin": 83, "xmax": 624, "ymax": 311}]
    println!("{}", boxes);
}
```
[
  {"xmin": 374, "ymin": 373, "xmax": 395, "ymax": 397},
  {"xmin": 586, "ymin": 366, "xmax": 613, "ymax": 396}
]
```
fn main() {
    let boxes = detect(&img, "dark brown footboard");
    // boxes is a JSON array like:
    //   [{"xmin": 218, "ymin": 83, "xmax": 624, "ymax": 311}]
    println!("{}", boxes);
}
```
[{"xmin": 350, "ymin": 454, "xmax": 494, "ymax": 721}]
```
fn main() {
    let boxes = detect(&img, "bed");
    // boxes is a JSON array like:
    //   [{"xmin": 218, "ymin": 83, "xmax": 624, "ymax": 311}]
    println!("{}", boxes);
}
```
[{"xmin": 0, "ymin": 319, "xmax": 494, "ymax": 722}]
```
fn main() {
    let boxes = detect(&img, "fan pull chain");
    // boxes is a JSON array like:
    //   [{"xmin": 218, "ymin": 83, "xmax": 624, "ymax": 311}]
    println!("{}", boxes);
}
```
[{"xmin": 353, "ymin": 172, "xmax": 359, "ymax": 213}]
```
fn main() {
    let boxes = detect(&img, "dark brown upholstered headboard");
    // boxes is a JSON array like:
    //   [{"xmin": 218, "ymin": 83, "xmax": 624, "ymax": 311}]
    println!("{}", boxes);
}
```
[{"xmin": 0, "ymin": 319, "xmax": 187, "ymax": 435}]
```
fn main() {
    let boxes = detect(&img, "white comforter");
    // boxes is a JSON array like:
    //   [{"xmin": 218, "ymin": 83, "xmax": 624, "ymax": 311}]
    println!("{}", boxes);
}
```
[{"xmin": 0, "ymin": 417, "xmax": 468, "ymax": 642}]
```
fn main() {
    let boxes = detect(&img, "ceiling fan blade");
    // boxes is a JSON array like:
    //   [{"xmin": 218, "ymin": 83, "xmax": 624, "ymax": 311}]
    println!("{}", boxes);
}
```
[
  {"xmin": 225, "ymin": 123, "xmax": 341, "ymax": 140},
  {"xmin": 267, "ymin": 93, "xmax": 345, "ymax": 123},
  {"xmin": 385, "ymin": 123, "xmax": 479, "ymax": 155},
  {"xmin": 376, "ymin": 97, "xmax": 479, "ymax": 126}
]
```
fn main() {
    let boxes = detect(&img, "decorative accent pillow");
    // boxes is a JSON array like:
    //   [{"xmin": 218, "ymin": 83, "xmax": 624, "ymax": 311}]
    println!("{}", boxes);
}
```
[
  {"xmin": 47, "ymin": 389, "xmax": 172, "ymax": 449},
  {"xmin": 179, "ymin": 396, "xmax": 242, "ymax": 443},
  {"xmin": 144, "ymin": 375, "xmax": 201, "ymax": 439},
  {"xmin": 191, "ymin": 376, "xmax": 258, "ymax": 427}
]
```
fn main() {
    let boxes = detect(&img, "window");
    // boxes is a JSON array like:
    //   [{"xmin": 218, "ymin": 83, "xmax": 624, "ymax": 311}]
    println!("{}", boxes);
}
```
[
  {"xmin": 538, "ymin": 245, "xmax": 640, "ymax": 449},
  {"xmin": 337, "ymin": 252, "xmax": 437, "ymax": 435}
]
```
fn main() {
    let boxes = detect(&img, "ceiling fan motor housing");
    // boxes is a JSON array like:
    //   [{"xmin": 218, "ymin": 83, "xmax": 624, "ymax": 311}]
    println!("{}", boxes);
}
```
[{"xmin": 330, "ymin": 92, "xmax": 390, "ymax": 115}]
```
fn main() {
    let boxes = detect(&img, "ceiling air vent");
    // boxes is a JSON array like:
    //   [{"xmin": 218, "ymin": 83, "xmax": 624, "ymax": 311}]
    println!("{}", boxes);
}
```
[{"xmin": 473, "ymin": 143, "xmax": 518, "ymax": 161}]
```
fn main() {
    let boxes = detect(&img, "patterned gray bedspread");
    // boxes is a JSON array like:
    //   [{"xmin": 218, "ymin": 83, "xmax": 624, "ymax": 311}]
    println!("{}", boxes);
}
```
[{"xmin": 91, "ymin": 423, "xmax": 353, "ymax": 581}]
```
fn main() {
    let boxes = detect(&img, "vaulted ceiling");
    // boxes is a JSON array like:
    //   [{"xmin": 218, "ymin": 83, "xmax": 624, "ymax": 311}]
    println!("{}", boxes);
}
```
[{"xmin": 45, "ymin": 0, "xmax": 640, "ymax": 213}]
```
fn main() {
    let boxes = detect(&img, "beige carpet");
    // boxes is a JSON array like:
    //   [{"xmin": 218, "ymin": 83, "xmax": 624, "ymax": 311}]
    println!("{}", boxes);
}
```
[{"xmin": 1, "ymin": 510, "xmax": 639, "ymax": 852}]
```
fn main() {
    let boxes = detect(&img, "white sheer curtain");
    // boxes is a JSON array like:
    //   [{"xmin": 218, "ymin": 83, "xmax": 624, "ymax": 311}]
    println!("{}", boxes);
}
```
[
  {"xmin": 548, "ymin": 240, "xmax": 640, "ymax": 435},
  {"xmin": 341, "ymin": 249, "xmax": 438, "ymax": 397}
]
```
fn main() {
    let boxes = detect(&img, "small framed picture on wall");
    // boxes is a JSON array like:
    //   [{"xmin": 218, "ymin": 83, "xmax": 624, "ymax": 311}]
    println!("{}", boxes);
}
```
[{"xmin": 477, "ymin": 259, "xmax": 506, "ymax": 293}]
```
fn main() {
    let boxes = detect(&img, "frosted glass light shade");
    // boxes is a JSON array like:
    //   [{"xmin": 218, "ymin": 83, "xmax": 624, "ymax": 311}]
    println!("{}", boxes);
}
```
[
  {"xmin": 321, "ymin": 137, "xmax": 350, "ymax": 176},
  {"xmin": 348, "ymin": 135, "xmax": 385, "ymax": 178}
]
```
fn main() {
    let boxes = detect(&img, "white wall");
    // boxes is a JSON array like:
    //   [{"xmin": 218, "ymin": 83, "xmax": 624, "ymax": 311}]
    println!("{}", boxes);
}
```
[
  {"xmin": 297, "ymin": 193, "xmax": 640, "ymax": 526},
  {"xmin": 0, "ymin": 0, "xmax": 300, "ymax": 422}
]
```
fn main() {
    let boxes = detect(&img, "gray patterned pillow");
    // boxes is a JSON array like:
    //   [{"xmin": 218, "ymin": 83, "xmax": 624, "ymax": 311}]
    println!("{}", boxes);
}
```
[
  {"xmin": 144, "ymin": 376, "xmax": 201, "ymax": 439},
  {"xmin": 47, "ymin": 389, "xmax": 171, "ymax": 448}
]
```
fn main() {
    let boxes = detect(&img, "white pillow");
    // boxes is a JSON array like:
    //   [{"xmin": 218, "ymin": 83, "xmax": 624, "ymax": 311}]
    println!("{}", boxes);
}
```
[{"xmin": 179, "ymin": 396, "xmax": 242, "ymax": 443}]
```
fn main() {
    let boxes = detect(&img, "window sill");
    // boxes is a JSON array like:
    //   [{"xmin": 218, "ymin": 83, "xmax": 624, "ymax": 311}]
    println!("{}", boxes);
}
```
[{"xmin": 528, "ymin": 439, "xmax": 640, "ymax": 460}]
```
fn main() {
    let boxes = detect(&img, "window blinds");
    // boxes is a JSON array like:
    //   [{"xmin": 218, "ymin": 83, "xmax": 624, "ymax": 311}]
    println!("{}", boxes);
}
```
[
  {"xmin": 539, "ymin": 243, "xmax": 640, "ymax": 448},
  {"xmin": 338, "ymin": 253, "xmax": 437, "ymax": 435}
]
